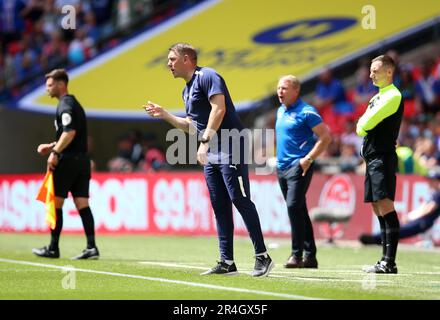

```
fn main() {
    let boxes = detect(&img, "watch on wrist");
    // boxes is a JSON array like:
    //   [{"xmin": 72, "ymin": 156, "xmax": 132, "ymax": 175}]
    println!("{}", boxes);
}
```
[
  {"xmin": 51, "ymin": 150, "xmax": 61, "ymax": 157},
  {"xmin": 200, "ymin": 137, "xmax": 210, "ymax": 144}
]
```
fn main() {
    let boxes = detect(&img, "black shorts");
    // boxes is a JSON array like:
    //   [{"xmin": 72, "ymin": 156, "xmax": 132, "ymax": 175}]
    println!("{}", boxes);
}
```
[
  {"xmin": 53, "ymin": 154, "xmax": 91, "ymax": 198},
  {"xmin": 364, "ymin": 153, "xmax": 397, "ymax": 202}
]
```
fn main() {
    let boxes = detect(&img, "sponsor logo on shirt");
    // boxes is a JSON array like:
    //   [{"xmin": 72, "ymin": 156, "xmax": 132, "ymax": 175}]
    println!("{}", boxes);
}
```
[
  {"xmin": 368, "ymin": 96, "xmax": 380, "ymax": 109},
  {"xmin": 62, "ymin": 113, "xmax": 72, "ymax": 126}
]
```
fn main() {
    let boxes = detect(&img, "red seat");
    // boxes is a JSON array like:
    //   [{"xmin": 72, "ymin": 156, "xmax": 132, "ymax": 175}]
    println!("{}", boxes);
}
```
[{"xmin": 403, "ymin": 99, "xmax": 416, "ymax": 118}]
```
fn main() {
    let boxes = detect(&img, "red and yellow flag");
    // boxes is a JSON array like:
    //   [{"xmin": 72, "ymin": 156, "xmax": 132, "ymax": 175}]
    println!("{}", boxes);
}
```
[{"xmin": 36, "ymin": 171, "xmax": 56, "ymax": 230}]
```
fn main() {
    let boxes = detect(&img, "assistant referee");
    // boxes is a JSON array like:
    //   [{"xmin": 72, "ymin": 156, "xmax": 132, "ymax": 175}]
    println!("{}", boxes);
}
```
[
  {"xmin": 356, "ymin": 55, "xmax": 403, "ymax": 274},
  {"xmin": 32, "ymin": 69, "xmax": 99, "ymax": 260}
]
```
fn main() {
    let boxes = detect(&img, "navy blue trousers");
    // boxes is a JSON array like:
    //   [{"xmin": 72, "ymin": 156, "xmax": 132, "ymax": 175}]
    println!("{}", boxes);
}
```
[
  {"xmin": 204, "ymin": 163, "xmax": 267, "ymax": 261},
  {"xmin": 277, "ymin": 162, "xmax": 317, "ymax": 258}
]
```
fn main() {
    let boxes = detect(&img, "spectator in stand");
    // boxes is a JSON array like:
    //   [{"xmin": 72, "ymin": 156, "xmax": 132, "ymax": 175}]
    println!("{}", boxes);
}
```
[
  {"xmin": 352, "ymin": 65, "xmax": 377, "ymax": 118},
  {"xmin": 12, "ymin": 34, "xmax": 41, "ymax": 84},
  {"xmin": 41, "ymin": 29, "xmax": 68, "ymax": 70},
  {"xmin": 413, "ymin": 137, "xmax": 440, "ymax": 176},
  {"xmin": 31, "ymin": 18, "xmax": 49, "ymax": 56},
  {"xmin": 386, "ymin": 50, "xmax": 403, "ymax": 88},
  {"xmin": 126, "ymin": 129, "xmax": 144, "ymax": 167},
  {"xmin": 54, "ymin": 0, "xmax": 82, "ymax": 13},
  {"xmin": 314, "ymin": 68, "xmax": 353, "ymax": 135},
  {"xmin": 400, "ymin": 66, "xmax": 416, "ymax": 101},
  {"xmin": 21, "ymin": 0, "xmax": 45, "ymax": 23},
  {"xmin": 82, "ymin": 11, "xmax": 101, "ymax": 44},
  {"xmin": 107, "ymin": 133, "xmax": 135, "ymax": 172},
  {"xmin": 399, "ymin": 65, "xmax": 417, "ymax": 118},
  {"xmin": 67, "ymin": 27, "xmax": 96, "ymax": 65},
  {"xmin": 415, "ymin": 59, "xmax": 439, "ymax": 115},
  {"xmin": 139, "ymin": 133, "xmax": 168, "ymax": 172},
  {"xmin": 113, "ymin": 0, "xmax": 154, "ymax": 30},
  {"xmin": 0, "ymin": 0, "xmax": 27, "ymax": 47},
  {"xmin": 340, "ymin": 119, "xmax": 363, "ymax": 156},
  {"xmin": 339, "ymin": 143, "xmax": 361, "ymax": 173},
  {"xmin": 432, "ymin": 116, "xmax": 440, "ymax": 153},
  {"xmin": 396, "ymin": 145, "xmax": 414, "ymax": 174},
  {"xmin": 41, "ymin": 0, "xmax": 59, "ymax": 35},
  {"xmin": 398, "ymin": 118, "xmax": 416, "ymax": 149},
  {"xmin": 433, "ymin": 50, "xmax": 440, "ymax": 79},
  {"xmin": 83, "ymin": 0, "xmax": 115, "ymax": 38},
  {"xmin": 0, "ymin": 0, "xmax": 196, "ymax": 101}
]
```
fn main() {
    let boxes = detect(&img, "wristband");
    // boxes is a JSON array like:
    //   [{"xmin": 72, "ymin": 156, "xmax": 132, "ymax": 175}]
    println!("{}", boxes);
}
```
[{"xmin": 51, "ymin": 150, "xmax": 61, "ymax": 157}]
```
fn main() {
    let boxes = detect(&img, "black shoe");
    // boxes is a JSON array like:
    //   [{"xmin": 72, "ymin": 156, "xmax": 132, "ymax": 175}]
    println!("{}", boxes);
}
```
[
  {"xmin": 252, "ymin": 254, "xmax": 275, "ymax": 277},
  {"xmin": 71, "ymin": 247, "xmax": 100, "ymax": 260},
  {"xmin": 200, "ymin": 261, "xmax": 238, "ymax": 275},
  {"xmin": 362, "ymin": 260, "xmax": 398, "ymax": 274},
  {"xmin": 303, "ymin": 256, "xmax": 318, "ymax": 268},
  {"xmin": 284, "ymin": 255, "xmax": 304, "ymax": 268},
  {"xmin": 32, "ymin": 245, "xmax": 60, "ymax": 258},
  {"xmin": 359, "ymin": 234, "xmax": 380, "ymax": 245}
]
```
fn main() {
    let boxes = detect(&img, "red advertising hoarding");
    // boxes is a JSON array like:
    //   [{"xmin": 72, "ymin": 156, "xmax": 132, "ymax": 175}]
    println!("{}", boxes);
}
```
[{"xmin": 1, "ymin": 172, "xmax": 439, "ymax": 244}]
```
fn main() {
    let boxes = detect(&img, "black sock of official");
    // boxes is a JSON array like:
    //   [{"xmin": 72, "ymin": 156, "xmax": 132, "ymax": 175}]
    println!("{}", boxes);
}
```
[
  {"xmin": 383, "ymin": 211, "xmax": 400, "ymax": 265},
  {"xmin": 49, "ymin": 209, "xmax": 63, "ymax": 251},
  {"xmin": 377, "ymin": 215, "xmax": 387, "ymax": 261},
  {"xmin": 79, "ymin": 207, "xmax": 96, "ymax": 249}
]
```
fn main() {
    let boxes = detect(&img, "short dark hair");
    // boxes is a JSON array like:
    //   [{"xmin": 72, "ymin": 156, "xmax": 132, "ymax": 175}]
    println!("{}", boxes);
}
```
[
  {"xmin": 169, "ymin": 43, "xmax": 197, "ymax": 63},
  {"xmin": 45, "ymin": 69, "xmax": 69, "ymax": 84},
  {"xmin": 372, "ymin": 55, "xmax": 396, "ymax": 71}
]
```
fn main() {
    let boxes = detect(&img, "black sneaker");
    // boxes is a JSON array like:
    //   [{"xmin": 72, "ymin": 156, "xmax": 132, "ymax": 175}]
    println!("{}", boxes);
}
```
[
  {"xmin": 71, "ymin": 247, "xmax": 100, "ymax": 260},
  {"xmin": 32, "ymin": 245, "xmax": 60, "ymax": 258},
  {"xmin": 362, "ymin": 260, "xmax": 398, "ymax": 274},
  {"xmin": 200, "ymin": 261, "xmax": 238, "ymax": 275},
  {"xmin": 252, "ymin": 254, "xmax": 275, "ymax": 277}
]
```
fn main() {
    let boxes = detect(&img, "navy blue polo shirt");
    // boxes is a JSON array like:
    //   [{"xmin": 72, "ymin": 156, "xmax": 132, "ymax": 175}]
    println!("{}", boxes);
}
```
[
  {"xmin": 183, "ymin": 67, "xmax": 244, "ymax": 163},
  {"xmin": 275, "ymin": 98, "xmax": 322, "ymax": 170}
]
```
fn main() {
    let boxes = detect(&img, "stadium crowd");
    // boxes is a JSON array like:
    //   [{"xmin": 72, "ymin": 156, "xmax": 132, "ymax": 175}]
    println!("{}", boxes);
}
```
[
  {"xmin": 0, "ymin": 0, "xmax": 200, "ymax": 101},
  {"xmin": 2, "ymin": 1, "xmax": 440, "ymax": 176},
  {"xmin": 254, "ymin": 48, "xmax": 440, "ymax": 176},
  {"xmin": 315, "ymin": 49, "xmax": 440, "ymax": 176}
]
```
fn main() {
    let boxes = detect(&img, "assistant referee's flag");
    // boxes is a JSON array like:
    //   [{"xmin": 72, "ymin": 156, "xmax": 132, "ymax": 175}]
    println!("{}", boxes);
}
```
[{"xmin": 36, "ymin": 171, "xmax": 56, "ymax": 230}]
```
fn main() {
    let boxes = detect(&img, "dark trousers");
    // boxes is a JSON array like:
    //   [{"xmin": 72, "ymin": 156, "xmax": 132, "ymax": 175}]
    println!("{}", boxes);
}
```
[
  {"xmin": 204, "ymin": 163, "xmax": 267, "ymax": 261},
  {"xmin": 277, "ymin": 162, "xmax": 317, "ymax": 258}
]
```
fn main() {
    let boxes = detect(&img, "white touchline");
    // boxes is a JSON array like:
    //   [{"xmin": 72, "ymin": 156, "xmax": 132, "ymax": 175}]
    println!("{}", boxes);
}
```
[
  {"xmin": 138, "ymin": 261, "xmax": 392, "ymax": 284},
  {"xmin": 269, "ymin": 274, "xmax": 393, "ymax": 284},
  {"xmin": 0, "ymin": 258, "xmax": 325, "ymax": 300},
  {"xmin": 139, "ymin": 261, "xmax": 208, "ymax": 270}
]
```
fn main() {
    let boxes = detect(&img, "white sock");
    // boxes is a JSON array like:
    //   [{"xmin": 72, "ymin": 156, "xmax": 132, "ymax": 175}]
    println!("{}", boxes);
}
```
[{"xmin": 224, "ymin": 260, "xmax": 234, "ymax": 265}]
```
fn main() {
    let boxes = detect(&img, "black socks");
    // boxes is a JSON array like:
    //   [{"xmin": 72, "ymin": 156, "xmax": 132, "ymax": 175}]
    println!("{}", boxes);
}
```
[
  {"xmin": 49, "ymin": 209, "xmax": 63, "ymax": 251},
  {"xmin": 382, "ymin": 211, "xmax": 400, "ymax": 264},
  {"xmin": 49, "ymin": 207, "xmax": 96, "ymax": 250},
  {"xmin": 79, "ymin": 207, "xmax": 96, "ymax": 249},
  {"xmin": 377, "ymin": 215, "xmax": 387, "ymax": 260}
]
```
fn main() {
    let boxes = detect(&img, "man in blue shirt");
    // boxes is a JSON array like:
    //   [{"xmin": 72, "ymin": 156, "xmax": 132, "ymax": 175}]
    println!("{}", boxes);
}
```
[
  {"xmin": 143, "ymin": 43, "xmax": 274, "ymax": 277},
  {"xmin": 276, "ymin": 75, "xmax": 331, "ymax": 268}
]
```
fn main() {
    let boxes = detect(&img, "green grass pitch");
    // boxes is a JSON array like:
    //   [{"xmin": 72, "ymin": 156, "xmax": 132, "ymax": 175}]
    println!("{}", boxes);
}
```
[{"xmin": 0, "ymin": 233, "xmax": 439, "ymax": 300}]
